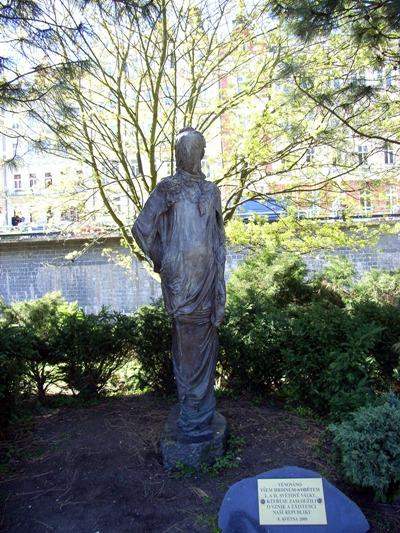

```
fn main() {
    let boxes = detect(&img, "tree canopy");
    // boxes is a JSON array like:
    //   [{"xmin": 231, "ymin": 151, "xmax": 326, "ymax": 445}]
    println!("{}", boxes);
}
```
[
  {"xmin": 270, "ymin": 0, "xmax": 400, "ymax": 49},
  {"xmin": 1, "ymin": 0, "xmax": 399, "ymax": 257}
]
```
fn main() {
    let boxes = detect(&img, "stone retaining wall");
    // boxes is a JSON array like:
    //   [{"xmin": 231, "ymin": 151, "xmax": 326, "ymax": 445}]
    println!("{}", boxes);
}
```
[{"xmin": 1, "ymin": 232, "xmax": 399, "ymax": 313}]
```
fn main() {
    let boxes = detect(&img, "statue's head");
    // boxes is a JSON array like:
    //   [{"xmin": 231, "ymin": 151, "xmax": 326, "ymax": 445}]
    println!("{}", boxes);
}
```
[{"xmin": 175, "ymin": 127, "xmax": 205, "ymax": 176}]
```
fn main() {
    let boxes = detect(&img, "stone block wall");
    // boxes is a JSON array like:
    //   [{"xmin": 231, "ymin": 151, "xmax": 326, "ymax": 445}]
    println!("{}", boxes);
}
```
[
  {"xmin": 305, "ymin": 233, "xmax": 400, "ymax": 277},
  {"xmin": 0, "ymin": 233, "xmax": 399, "ymax": 313}
]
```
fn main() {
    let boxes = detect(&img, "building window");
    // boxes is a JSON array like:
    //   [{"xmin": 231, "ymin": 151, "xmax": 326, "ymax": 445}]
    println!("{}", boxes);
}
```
[
  {"xmin": 240, "ymin": 112, "xmax": 250, "ymax": 130},
  {"xmin": 306, "ymin": 147, "xmax": 315, "ymax": 162},
  {"xmin": 360, "ymin": 187, "xmax": 372, "ymax": 214},
  {"xmin": 236, "ymin": 75, "xmax": 245, "ymax": 91},
  {"xmin": 130, "ymin": 160, "xmax": 139, "ymax": 176},
  {"xmin": 375, "ymin": 69, "xmax": 383, "ymax": 83},
  {"xmin": 386, "ymin": 186, "xmax": 398, "ymax": 214},
  {"xmin": 14, "ymin": 174, "xmax": 22, "ymax": 190},
  {"xmin": 44, "ymin": 172, "xmax": 52, "ymax": 187},
  {"xmin": 114, "ymin": 196, "xmax": 122, "ymax": 213},
  {"xmin": 352, "ymin": 70, "xmax": 366, "ymax": 85},
  {"xmin": 357, "ymin": 145, "xmax": 368, "ymax": 165},
  {"xmin": 331, "ymin": 198, "xmax": 342, "ymax": 218},
  {"xmin": 201, "ymin": 157, "xmax": 211, "ymax": 178},
  {"xmin": 308, "ymin": 190, "xmax": 320, "ymax": 217},
  {"xmin": 29, "ymin": 173, "xmax": 37, "ymax": 188},
  {"xmin": 163, "ymin": 95, "xmax": 173, "ymax": 106},
  {"xmin": 384, "ymin": 144, "xmax": 395, "ymax": 165},
  {"xmin": 61, "ymin": 208, "xmax": 79, "ymax": 222},
  {"xmin": 109, "ymin": 160, "xmax": 119, "ymax": 172}
]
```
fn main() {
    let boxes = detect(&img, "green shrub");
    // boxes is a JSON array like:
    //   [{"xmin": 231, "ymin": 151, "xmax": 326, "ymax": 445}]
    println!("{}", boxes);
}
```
[
  {"xmin": 227, "ymin": 249, "xmax": 312, "ymax": 308},
  {"xmin": 311, "ymin": 256, "xmax": 355, "ymax": 306},
  {"xmin": 56, "ymin": 308, "xmax": 136, "ymax": 398},
  {"xmin": 131, "ymin": 302, "xmax": 174, "ymax": 393},
  {"xmin": 330, "ymin": 394, "xmax": 400, "ymax": 502},
  {"xmin": 0, "ymin": 293, "xmax": 79, "ymax": 400},
  {"xmin": 0, "ymin": 325, "xmax": 32, "ymax": 433},
  {"xmin": 219, "ymin": 251, "xmax": 313, "ymax": 394},
  {"xmin": 352, "ymin": 269, "xmax": 400, "ymax": 306},
  {"xmin": 282, "ymin": 302, "xmax": 380, "ymax": 419},
  {"xmin": 349, "ymin": 270, "xmax": 400, "ymax": 382},
  {"xmin": 220, "ymin": 251, "xmax": 397, "ymax": 417},
  {"xmin": 350, "ymin": 301, "xmax": 400, "ymax": 384},
  {"xmin": 219, "ymin": 303, "xmax": 288, "ymax": 394}
]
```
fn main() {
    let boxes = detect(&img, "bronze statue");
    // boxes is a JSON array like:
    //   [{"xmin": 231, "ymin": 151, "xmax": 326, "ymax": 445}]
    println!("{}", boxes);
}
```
[{"xmin": 132, "ymin": 127, "xmax": 226, "ymax": 442}]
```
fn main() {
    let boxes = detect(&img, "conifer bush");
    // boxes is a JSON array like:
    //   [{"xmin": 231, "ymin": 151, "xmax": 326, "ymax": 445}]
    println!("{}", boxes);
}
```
[
  {"xmin": 131, "ymin": 302, "xmax": 174, "ymax": 393},
  {"xmin": 330, "ymin": 394, "xmax": 400, "ymax": 502},
  {"xmin": 219, "ymin": 250, "xmax": 311, "ymax": 394},
  {"xmin": 219, "ymin": 304, "xmax": 288, "ymax": 394},
  {"xmin": 0, "ymin": 293, "xmax": 79, "ymax": 401},
  {"xmin": 56, "ymin": 308, "xmax": 136, "ymax": 398},
  {"xmin": 219, "ymin": 251, "xmax": 388, "ymax": 417},
  {"xmin": 282, "ymin": 302, "xmax": 380, "ymax": 418},
  {"xmin": 349, "ymin": 270, "xmax": 400, "ymax": 382},
  {"xmin": 0, "ymin": 324, "xmax": 31, "ymax": 433}
]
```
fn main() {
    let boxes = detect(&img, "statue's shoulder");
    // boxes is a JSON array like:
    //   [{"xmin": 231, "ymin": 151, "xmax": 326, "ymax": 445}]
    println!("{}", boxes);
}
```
[
  {"xmin": 156, "ymin": 175, "xmax": 182, "ymax": 206},
  {"xmin": 156, "ymin": 175, "xmax": 180, "ymax": 194},
  {"xmin": 204, "ymin": 179, "xmax": 221, "ymax": 197},
  {"xmin": 157, "ymin": 175, "xmax": 174, "ymax": 189}
]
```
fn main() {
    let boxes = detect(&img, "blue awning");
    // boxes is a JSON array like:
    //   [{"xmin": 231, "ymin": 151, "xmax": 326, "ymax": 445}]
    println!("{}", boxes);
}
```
[{"xmin": 236, "ymin": 199, "xmax": 286, "ymax": 220}]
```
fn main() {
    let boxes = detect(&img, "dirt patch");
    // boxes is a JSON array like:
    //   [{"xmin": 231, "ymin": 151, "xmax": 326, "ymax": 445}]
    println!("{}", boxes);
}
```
[{"xmin": 0, "ymin": 395, "xmax": 398, "ymax": 532}]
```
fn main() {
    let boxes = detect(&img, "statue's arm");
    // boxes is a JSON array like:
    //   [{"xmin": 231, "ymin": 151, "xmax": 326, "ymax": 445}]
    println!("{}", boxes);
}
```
[
  {"xmin": 131, "ymin": 186, "xmax": 167, "ymax": 272},
  {"xmin": 213, "ymin": 188, "xmax": 226, "ymax": 326}
]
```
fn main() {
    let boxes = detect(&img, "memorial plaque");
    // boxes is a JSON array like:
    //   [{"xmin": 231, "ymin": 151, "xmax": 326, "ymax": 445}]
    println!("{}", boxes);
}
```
[{"xmin": 258, "ymin": 478, "xmax": 327, "ymax": 526}]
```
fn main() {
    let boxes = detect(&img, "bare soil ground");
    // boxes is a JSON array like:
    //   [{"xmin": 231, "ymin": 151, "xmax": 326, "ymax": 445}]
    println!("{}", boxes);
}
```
[{"xmin": 0, "ymin": 394, "xmax": 398, "ymax": 533}]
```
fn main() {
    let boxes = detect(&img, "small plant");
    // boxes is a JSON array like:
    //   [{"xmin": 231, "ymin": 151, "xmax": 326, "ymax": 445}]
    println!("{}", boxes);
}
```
[
  {"xmin": 227, "ymin": 249, "xmax": 312, "ymax": 308},
  {"xmin": 201, "ymin": 450, "xmax": 239, "ymax": 475},
  {"xmin": 228, "ymin": 434, "xmax": 246, "ymax": 452},
  {"xmin": 287, "ymin": 405, "xmax": 317, "ymax": 419},
  {"xmin": 174, "ymin": 434, "xmax": 246, "ymax": 478},
  {"xmin": 219, "ymin": 251, "xmax": 330, "ymax": 397},
  {"xmin": 201, "ymin": 434, "xmax": 246, "ymax": 475},
  {"xmin": 194, "ymin": 512, "xmax": 220, "ymax": 532},
  {"xmin": 352, "ymin": 269, "xmax": 400, "ymax": 306},
  {"xmin": 174, "ymin": 460, "xmax": 197, "ymax": 478},
  {"xmin": 329, "ymin": 394, "xmax": 400, "ymax": 502}
]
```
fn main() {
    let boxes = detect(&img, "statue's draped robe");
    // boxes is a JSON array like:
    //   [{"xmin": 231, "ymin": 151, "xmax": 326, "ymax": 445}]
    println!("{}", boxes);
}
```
[{"xmin": 132, "ymin": 170, "xmax": 226, "ymax": 437}]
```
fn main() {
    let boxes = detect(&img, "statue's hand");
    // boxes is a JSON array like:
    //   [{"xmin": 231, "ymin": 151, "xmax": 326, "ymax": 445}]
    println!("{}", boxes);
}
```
[{"xmin": 211, "ymin": 307, "xmax": 225, "ymax": 327}]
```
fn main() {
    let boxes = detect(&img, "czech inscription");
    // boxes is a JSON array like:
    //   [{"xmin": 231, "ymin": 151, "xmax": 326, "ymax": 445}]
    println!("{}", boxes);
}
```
[{"xmin": 257, "ymin": 478, "xmax": 327, "ymax": 526}]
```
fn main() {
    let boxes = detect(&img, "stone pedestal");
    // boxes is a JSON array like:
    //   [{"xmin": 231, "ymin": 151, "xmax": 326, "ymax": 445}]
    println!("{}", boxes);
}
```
[{"xmin": 160, "ymin": 405, "xmax": 228, "ymax": 471}]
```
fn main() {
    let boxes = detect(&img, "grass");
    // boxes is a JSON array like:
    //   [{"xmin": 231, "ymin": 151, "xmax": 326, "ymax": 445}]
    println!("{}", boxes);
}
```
[{"xmin": 194, "ymin": 511, "xmax": 220, "ymax": 532}]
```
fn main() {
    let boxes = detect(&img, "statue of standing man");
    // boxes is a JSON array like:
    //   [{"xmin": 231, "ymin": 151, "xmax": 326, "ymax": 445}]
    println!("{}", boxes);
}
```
[{"xmin": 132, "ymin": 127, "xmax": 226, "ymax": 449}]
